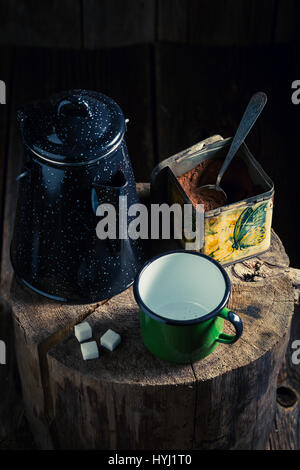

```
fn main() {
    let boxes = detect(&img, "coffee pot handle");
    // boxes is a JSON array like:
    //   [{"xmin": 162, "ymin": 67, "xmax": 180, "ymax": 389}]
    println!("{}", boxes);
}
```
[
  {"xmin": 57, "ymin": 97, "xmax": 93, "ymax": 118},
  {"xmin": 216, "ymin": 308, "xmax": 243, "ymax": 344},
  {"xmin": 91, "ymin": 170, "xmax": 128, "ymax": 256},
  {"xmin": 91, "ymin": 170, "xmax": 128, "ymax": 214}
]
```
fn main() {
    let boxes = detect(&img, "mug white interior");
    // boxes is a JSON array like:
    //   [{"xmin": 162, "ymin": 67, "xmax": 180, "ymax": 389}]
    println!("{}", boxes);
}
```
[{"xmin": 137, "ymin": 252, "xmax": 228, "ymax": 322}]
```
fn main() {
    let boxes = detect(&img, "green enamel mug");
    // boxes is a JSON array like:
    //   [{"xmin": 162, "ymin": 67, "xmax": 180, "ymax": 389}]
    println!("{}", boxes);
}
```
[{"xmin": 133, "ymin": 251, "xmax": 243, "ymax": 364}]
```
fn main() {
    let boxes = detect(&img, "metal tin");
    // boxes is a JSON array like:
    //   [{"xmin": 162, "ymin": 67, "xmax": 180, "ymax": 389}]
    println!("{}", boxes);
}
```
[{"xmin": 151, "ymin": 135, "xmax": 274, "ymax": 266}]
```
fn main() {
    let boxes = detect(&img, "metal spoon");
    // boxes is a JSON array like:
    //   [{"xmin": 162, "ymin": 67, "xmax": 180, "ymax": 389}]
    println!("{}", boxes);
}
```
[{"xmin": 199, "ymin": 91, "xmax": 267, "ymax": 202}]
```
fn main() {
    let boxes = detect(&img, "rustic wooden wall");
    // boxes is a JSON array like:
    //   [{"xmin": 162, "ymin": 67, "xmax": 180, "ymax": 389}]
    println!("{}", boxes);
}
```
[{"xmin": 0, "ymin": 0, "xmax": 299, "ymax": 49}]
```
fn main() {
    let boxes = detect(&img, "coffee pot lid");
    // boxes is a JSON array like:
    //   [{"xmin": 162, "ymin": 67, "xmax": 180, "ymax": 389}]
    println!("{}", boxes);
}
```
[{"xmin": 18, "ymin": 89, "xmax": 126, "ymax": 165}]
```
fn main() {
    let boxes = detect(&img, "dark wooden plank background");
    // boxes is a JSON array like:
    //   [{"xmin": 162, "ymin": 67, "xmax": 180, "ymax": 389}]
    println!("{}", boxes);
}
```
[
  {"xmin": 83, "ymin": 0, "xmax": 156, "ymax": 49},
  {"xmin": 0, "ymin": 0, "xmax": 82, "ymax": 48},
  {"xmin": 0, "ymin": 0, "xmax": 300, "ymax": 48}
]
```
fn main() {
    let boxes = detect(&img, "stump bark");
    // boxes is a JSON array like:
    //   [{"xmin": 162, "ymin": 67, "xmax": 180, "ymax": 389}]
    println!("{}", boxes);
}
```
[{"xmin": 1, "ymin": 184, "xmax": 295, "ymax": 450}]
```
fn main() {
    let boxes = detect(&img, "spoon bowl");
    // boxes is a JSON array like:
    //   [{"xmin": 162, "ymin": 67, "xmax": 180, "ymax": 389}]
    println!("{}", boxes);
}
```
[{"xmin": 197, "ymin": 183, "xmax": 227, "ymax": 203}]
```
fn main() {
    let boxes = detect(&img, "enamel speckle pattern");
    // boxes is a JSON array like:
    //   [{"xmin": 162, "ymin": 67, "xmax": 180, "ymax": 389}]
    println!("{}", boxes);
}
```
[
  {"xmin": 11, "ymin": 90, "xmax": 145, "ymax": 303},
  {"xmin": 18, "ymin": 89, "xmax": 126, "ymax": 165}
]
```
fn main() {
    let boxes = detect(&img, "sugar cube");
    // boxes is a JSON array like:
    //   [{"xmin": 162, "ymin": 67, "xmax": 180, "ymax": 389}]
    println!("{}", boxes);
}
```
[
  {"xmin": 80, "ymin": 341, "xmax": 99, "ymax": 360},
  {"xmin": 74, "ymin": 321, "xmax": 92, "ymax": 342},
  {"xmin": 100, "ymin": 329, "xmax": 121, "ymax": 351}
]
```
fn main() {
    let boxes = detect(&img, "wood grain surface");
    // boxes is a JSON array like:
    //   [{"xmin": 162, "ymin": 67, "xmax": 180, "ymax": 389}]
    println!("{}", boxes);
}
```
[
  {"xmin": 0, "ymin": 1, "xmax": 299, "ymax": 49},
  {"xmin": 267, "ymin": 268, "xmax": 300, "ymax": 450},
  {"xmin": 0, "ymin": 0, "xmax": 82, "ymax": 48}
]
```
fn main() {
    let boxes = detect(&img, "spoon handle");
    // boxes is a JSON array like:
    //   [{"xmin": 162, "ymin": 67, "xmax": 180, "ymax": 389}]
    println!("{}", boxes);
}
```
[{"xmin": 216, "ymin": 92, "xmax": 267, "ymax": 188}]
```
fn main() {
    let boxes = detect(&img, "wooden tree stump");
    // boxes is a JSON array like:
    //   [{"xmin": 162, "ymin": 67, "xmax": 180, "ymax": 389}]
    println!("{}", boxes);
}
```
[
  {"xmin": 267, "ymin": 268, "xmax": 300, "ymax": 450},
  {"xmin": 1, "ymin": 184, "xmax": 294, "ymax": 449}
]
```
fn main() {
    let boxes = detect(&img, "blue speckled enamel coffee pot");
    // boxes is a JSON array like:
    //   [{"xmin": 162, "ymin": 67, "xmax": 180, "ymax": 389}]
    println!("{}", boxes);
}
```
[{"xmin": 11, "ymin": 89, "xmax": 145, "ymax": 303}]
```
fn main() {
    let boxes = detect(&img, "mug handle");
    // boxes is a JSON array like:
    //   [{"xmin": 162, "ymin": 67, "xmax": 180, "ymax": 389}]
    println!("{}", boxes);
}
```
[{"xmin": 216, "ymin": 307, "xmax": 243, "ymax": 344}]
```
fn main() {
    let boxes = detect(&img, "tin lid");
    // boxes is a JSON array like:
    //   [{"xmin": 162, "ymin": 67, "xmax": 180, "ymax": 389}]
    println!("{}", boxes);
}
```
[{"xmin": 17, "ymin": 89, "xmax": 126, "ymax": 166}]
